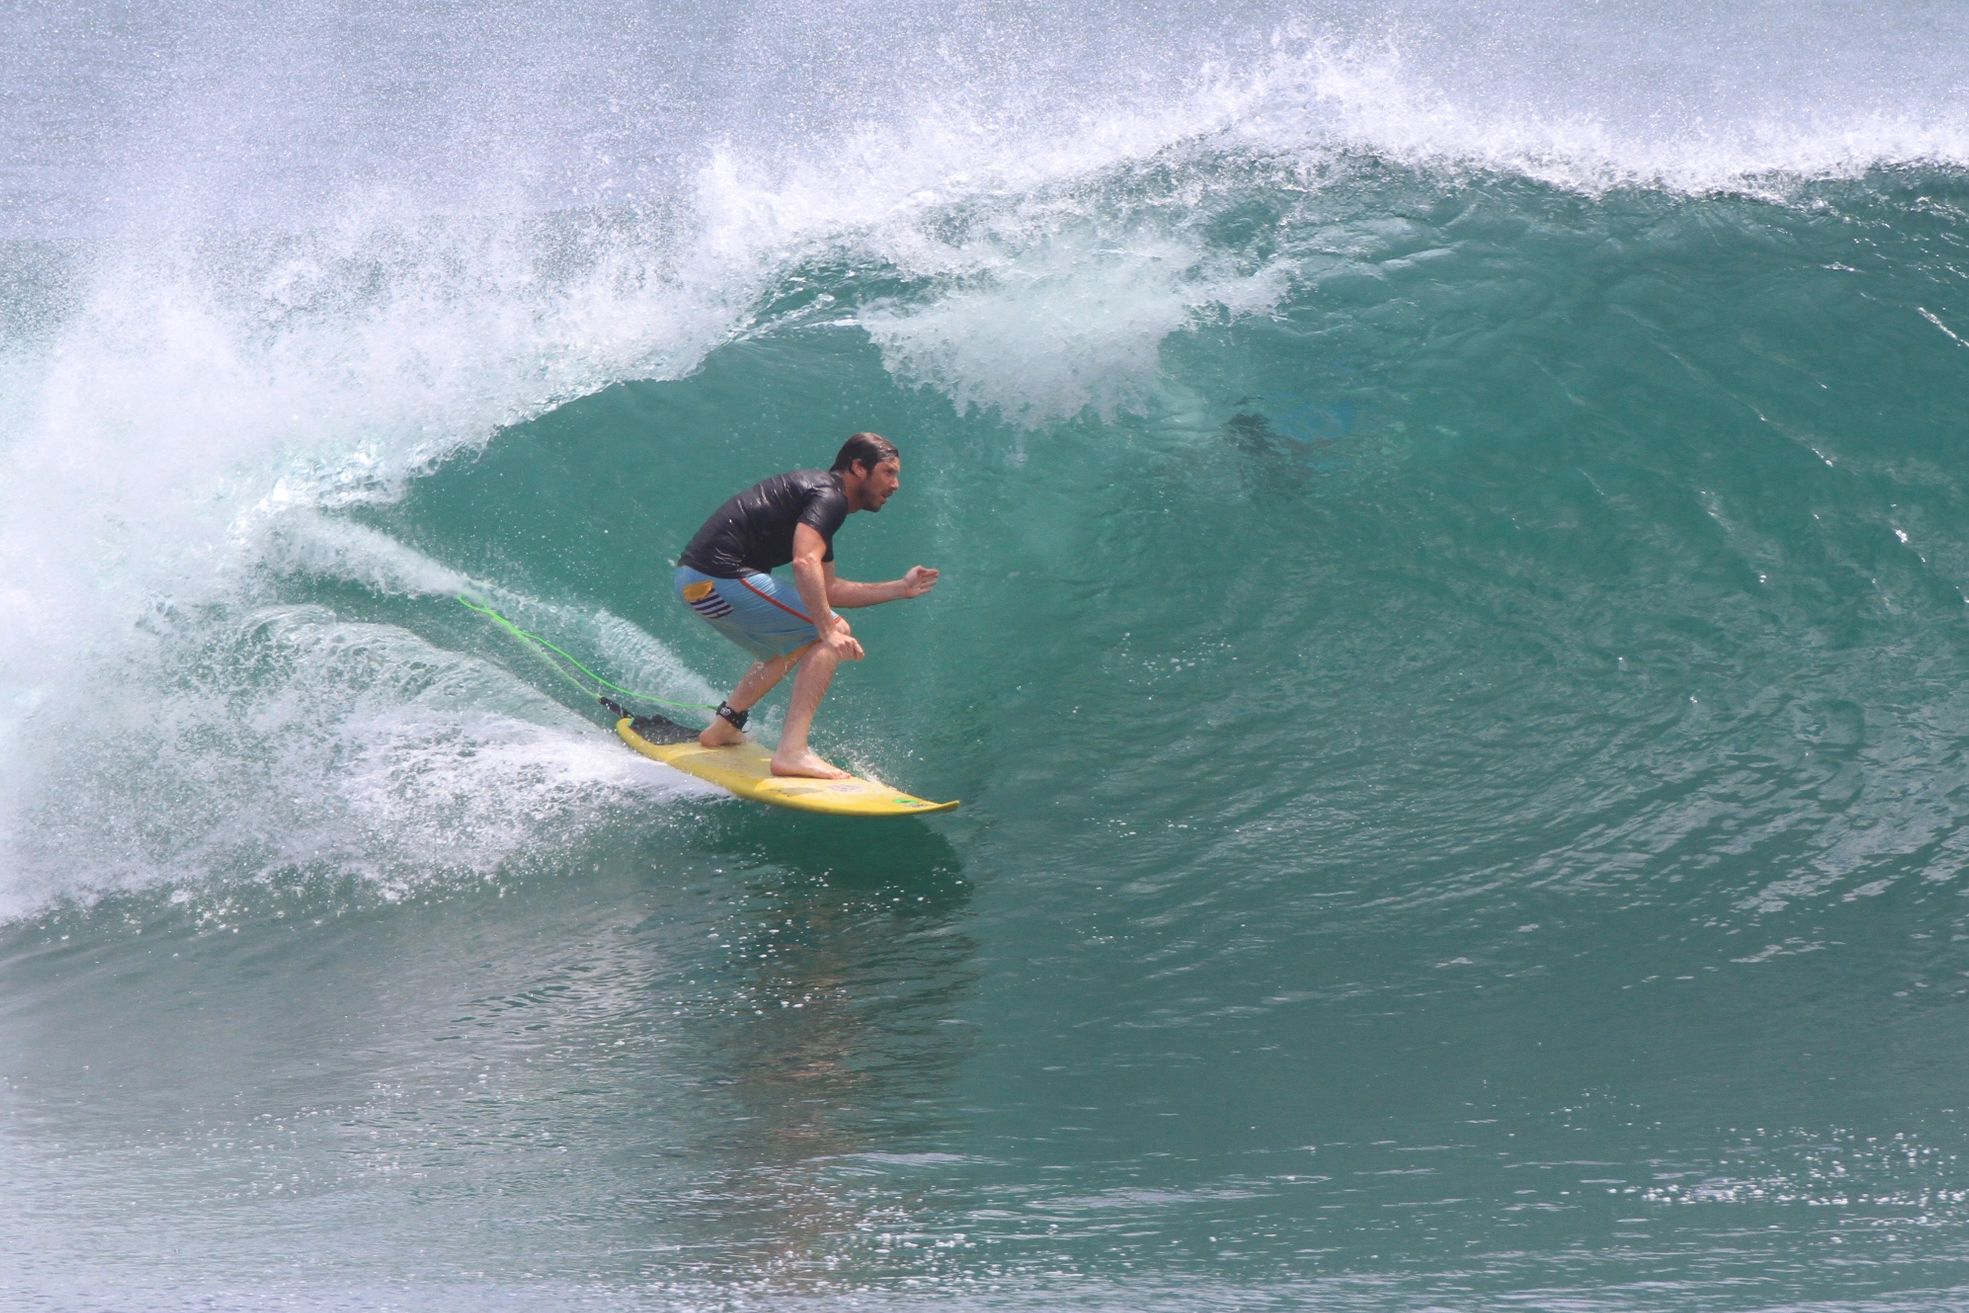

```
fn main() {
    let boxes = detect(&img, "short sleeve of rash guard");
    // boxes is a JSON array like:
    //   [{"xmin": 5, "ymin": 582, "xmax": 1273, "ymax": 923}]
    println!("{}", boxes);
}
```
[{"xmin": 798, "ymin": 483, "xmax": 849, "ymax": 561}]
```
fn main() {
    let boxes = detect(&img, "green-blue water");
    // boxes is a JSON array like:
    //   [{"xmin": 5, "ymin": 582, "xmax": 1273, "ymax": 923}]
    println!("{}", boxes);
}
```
[{"xmin": 5, "ymin": 2, "xmax": 1969, "ymax": 1308}]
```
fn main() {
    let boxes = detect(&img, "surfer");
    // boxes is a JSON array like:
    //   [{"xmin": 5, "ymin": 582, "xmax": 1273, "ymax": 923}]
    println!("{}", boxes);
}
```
[{"xmin": 675, "ymin": 433, "xmax": 940, "ymax": 779}]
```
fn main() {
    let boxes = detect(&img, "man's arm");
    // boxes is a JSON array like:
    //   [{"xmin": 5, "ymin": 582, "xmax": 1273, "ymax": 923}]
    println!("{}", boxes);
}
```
[
  {"xmin": 791, "ymin": 525, "xmax": 863, "ymax": 658},
  {"xmin": 826, "ymin": 563, "xmax": 940, "ymax": 609}
]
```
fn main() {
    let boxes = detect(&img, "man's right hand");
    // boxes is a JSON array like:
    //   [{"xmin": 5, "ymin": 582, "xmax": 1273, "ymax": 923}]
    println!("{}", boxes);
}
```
[{"xmin": 823, "ymin": 617, "xmax": 864, "ymax": 661}]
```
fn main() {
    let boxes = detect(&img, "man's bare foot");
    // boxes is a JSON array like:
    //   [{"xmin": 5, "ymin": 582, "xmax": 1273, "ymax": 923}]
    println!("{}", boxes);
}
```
[
  {"xmin": 698, "ymin": 719, "xmax": 746, "ymax": 748},
  {"xmin": 770, "ymin": 749, "xmax": 851, "ymax": 780}
]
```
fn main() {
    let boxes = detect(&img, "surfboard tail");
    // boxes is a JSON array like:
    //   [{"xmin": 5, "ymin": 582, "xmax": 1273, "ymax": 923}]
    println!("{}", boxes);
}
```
[{"xmin": 602, "ymin": 699, "xmax": 698, "ymax": 746}]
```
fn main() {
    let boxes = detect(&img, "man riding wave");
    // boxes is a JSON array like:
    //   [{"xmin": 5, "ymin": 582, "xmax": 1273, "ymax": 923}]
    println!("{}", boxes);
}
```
[{"xmin": 674, "ymin": 432, "xmax": 939, "ymax": 779}]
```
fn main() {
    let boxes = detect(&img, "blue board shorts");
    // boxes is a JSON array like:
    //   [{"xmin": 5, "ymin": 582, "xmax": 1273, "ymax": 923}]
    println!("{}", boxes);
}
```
[{"xmin": 675, "ymin": 565, "xmax": 822, "ymax": 661}]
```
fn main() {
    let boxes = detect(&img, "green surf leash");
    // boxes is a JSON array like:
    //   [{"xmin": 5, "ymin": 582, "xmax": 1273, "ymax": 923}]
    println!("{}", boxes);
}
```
[{"xmin": 456, "ymin": 594, "xmax": 718, "ymax": 713}]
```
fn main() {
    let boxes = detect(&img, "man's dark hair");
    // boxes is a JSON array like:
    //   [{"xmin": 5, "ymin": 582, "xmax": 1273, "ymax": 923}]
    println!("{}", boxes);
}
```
[{"xmin": 831, "ymin": 432, "xmax": 899, "ymax": 474}]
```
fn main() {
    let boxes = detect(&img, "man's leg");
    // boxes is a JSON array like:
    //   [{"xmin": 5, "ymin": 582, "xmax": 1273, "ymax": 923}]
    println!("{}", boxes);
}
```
[
  {"xmin": 697, "ymin": 644, "xmax": 807, "ymax": 748},
  {"xmin": 770, "ymin": 641, "xmax": 850, "ymax": 779}
]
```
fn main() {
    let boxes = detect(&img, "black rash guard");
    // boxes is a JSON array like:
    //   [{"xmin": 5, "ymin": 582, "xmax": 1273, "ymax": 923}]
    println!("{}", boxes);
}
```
[{"xmin": 677, "ymin": 469, "xmax": 849, "ymax": 578}]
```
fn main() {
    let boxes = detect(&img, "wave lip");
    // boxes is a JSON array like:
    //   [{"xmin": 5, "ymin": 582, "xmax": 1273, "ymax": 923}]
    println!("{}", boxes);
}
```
[{"xmin": 1255, "ymin": 36, "xmax": 1969, "ymax": 196}]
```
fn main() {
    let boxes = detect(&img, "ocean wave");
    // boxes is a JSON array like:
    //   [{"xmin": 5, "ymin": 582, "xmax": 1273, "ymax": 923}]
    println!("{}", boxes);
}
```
[{"xmin": 2, "ymin": 2, "xmax": 1967, "ymax": 916}]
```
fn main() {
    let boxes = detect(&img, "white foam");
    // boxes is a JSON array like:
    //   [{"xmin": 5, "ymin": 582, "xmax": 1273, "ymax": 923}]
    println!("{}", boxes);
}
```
[
  {"xmin": 0, "ymin": 606, "xmax": 701, "ymax": 920},
  {"xmin": 256, "ymin": 512, "xmax": 480, "ymax": 598},
  {"xmin": 257, "ymin": 511, "xmax": 723, "ymax": 707},
  {"xmin": 862, "ymin": 232, "xmax": 1293, "ymax": 426},
  {"xmin": 1249, "ymin": 34, "xmax": 1969, "ymax": 195}
]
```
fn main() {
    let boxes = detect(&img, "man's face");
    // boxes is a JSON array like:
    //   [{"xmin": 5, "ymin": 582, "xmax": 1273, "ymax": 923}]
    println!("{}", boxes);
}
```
[{"xmin": 859, "ymin": 457, "xmax": 901, "ymax": 511}]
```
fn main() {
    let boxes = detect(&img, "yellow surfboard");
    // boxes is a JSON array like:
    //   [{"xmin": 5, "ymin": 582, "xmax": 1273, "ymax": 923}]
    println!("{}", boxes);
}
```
[{"xmin": 614, "ymin": 714, "xmax": 959, "ymax": 817}]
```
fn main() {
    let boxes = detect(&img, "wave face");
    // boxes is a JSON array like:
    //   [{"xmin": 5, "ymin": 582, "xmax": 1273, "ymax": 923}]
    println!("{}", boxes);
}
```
[{"xmin": 5, "ymin": 1, "xmax": 1969, "ymax": 1309}]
